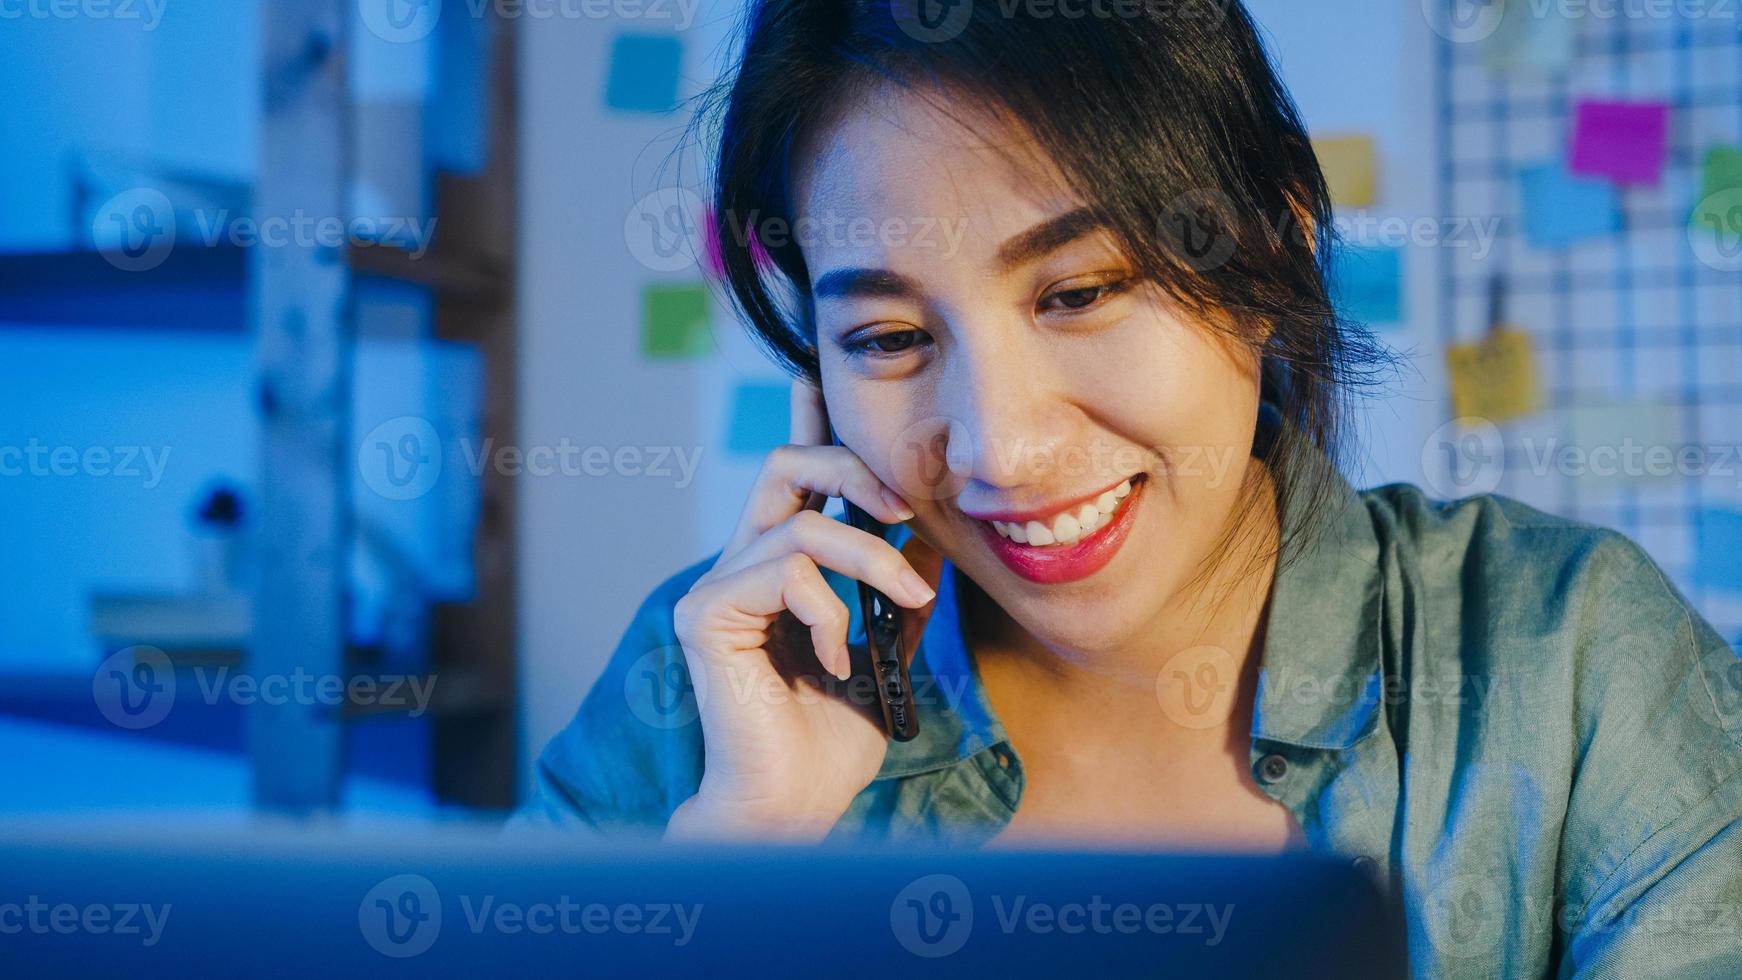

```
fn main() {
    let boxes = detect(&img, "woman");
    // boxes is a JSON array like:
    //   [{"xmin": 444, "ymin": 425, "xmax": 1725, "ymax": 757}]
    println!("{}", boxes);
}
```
[{"xmin": 522, "ymin": 1, "xmax": 1742, "ymax": 974}]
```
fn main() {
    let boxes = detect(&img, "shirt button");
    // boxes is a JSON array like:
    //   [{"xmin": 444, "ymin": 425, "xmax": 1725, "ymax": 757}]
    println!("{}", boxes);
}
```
[
  {"xmin": 1351, "ymin": 855, "xmax": 1378, "ymax": 875},
  {"xmin": 1256, "ymin": 753, "xmax": 1289, "ymax": 784},
  {"xmin": 996, "ymin": 749, "xmax": 1011, "ymax": 768}
]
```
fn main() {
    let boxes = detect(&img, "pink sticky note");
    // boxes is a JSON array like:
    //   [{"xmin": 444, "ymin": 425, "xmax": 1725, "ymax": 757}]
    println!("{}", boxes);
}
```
[
  {"xmin": 702, "ymin": 206, "xmax": 772, "ymax": 279},
  {"xmin": 1570, "ymin": 100, "xmax": 1669, "ymax": 185}
]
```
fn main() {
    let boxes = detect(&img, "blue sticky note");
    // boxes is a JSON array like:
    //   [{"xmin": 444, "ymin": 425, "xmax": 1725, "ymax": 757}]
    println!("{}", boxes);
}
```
[
  {"xmin": 726, "ymin": 381, "xmax": 789, "ymax": 456},
  {"xmin": 1519, "ymin": 162, "xmax": 1622, "ymax": 248},
  {"xmin": 605, "ymin": 34, "xmax": 682, "ymax": 113},
  {"xmin": 1330, "ymin": 243, "xmax": 1404, "ymax": 326},
  {"xmin": 1694, "ymin": 508, "xmax": 1742, "ymax": 592}
]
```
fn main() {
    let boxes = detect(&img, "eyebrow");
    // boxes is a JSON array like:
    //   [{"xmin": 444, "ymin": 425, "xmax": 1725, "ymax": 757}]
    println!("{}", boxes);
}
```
[{"xmin": 810, "ymin": 207, "xmax": 1104, "ymax": 302}]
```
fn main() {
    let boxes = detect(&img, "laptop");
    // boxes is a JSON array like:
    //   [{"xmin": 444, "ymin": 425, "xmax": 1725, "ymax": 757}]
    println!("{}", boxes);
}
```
[{"xmin": 0, "ymin": 821, "xmax": 1406, "ymax": 977}]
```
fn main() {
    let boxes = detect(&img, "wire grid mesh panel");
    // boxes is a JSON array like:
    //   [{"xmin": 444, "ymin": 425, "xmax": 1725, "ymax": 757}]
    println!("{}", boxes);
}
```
[{"xmin": 1431, "ymin": 5, "xmax": 1742, "ymax": 644}]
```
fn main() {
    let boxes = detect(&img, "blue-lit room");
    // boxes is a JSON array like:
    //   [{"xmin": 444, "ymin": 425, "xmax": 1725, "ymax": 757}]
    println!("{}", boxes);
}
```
[{"xmin": 2, "ymin": 1, "xmax": 1740, "ymax": 976}]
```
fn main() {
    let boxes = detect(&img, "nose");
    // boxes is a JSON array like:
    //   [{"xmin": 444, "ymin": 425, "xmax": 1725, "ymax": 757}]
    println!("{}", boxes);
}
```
[{"xmin": 933, "ymin": 322, "xmax": 1076, "ymax": 495}]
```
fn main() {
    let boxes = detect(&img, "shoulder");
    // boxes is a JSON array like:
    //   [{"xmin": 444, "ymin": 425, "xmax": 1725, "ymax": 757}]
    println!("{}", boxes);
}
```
[
  {"xmin": 517, "ymin": 554, "xmax": 717, "ymax": 835},
  {"xmin": 1364, "ymin": 484, "xmax": 1742, "ymax": 915}
]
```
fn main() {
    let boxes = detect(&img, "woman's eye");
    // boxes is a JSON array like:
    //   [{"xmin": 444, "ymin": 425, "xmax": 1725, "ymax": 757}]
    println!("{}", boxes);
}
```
[
  {"xmin": 844, "ymin": 327, "xmax": 930, "ymax": 359},
  {"xmin": 1040, "ymin": 277, "xmax": 1131, "ymax": 313}
]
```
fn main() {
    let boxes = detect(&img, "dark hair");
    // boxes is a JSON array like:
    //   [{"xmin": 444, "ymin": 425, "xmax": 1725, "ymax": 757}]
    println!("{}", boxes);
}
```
[{"xmin": 696, "ymin": 0, "xmax": 1390, "ymax": 579}]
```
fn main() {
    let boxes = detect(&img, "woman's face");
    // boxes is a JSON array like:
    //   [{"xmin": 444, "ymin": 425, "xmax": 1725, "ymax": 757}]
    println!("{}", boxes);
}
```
[{"xmin": 798, "ymin": 82, "xmax": 1265, "ymax": 657}]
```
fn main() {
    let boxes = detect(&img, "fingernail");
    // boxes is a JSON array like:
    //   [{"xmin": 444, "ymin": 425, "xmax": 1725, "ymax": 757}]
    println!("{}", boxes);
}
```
[
  {"xmin": 882, "ymin": 488, "xmax": 916, "ymax": 522},
  {"xmin": 899, "ymin": 568, "xmax": 936, "ymax": 605},
  {"xmin": 834, "ymin": 645, "xmax": 854, "ymax": 681}
]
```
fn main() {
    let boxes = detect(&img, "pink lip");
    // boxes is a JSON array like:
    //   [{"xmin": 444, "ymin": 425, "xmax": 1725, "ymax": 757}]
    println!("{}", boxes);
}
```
[{"xmin": 974, "ymin": 475, "xmax": 1146, "ymax": 584}]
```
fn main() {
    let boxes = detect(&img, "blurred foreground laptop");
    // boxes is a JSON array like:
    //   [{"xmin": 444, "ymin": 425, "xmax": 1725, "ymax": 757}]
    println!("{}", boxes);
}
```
[{"xmin": 0, "ymin": 823, "xmax": 1405, "ymax": 978}]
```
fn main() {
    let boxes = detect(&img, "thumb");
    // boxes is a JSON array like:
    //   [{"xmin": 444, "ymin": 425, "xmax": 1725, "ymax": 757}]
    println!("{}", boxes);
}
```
[{"xmin": 896, "ymin": 532, "xmax": 945, "ymax": 668}]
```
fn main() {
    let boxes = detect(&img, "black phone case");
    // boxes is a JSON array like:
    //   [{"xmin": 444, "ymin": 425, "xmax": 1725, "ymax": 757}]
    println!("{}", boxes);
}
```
[{"xmin": 840, "ymin": 499, "xmax": 922, "ymax": 743}]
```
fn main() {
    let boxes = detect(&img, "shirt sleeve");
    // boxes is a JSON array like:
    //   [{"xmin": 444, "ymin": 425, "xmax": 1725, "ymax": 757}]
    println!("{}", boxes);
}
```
[
  {"xmin": 1554, "ymin": 534, "xmax": 1742, "ymax": 978},
  {"xmin": 506, "ymin": 554, "xmax": 718, "ymax": 838}
]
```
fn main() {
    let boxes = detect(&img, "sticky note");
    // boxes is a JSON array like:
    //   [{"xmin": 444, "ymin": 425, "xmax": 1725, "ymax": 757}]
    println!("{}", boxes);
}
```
[
  {"xmin": 641, "ymin": 283, "xmax": 713, "ymax": 359},
  {"xmin": 605, "ymin": 34, "xmax": 682, "ymax": 113},
  {"xmin": 1689, "ymin": 145, "xmax": 1742, "ymax": 230},
  {"xmin": 1693, "ymin": 508, "xmax": 1742, "ymax": 592},
  {"xmin": 726, "ymin": 381, "xmax": 790, "ymax": 456},
  {"xmin": 1446, "ymin": 328, "xmax": 1542, "ymax": 423},
  {"xmin": 1519, "ymin": 163, "xmax": 1622, "ymax": 248},
  {"xmin": 1484, "ymin": 3, "xmax": 1576, "ymax": 75},
  {"xmin": 1571, "ymin": 101, "xmax": 1670, "ymax": 186},
  {"xmin": 1330, "ymin": 243, "xmax": 1404, "ymax": 326},
  {"xmin": 1314, "ymin": 135, "xmax": 1379, "ymax": 209}
]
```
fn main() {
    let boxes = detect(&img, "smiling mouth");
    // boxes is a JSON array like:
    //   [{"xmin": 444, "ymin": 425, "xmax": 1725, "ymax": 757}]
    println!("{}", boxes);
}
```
[
  {"xmin": 983, "ymin": 476, "xmax": 1140, "ymax": 547},
  {"xmin": 968, "ymin": 474, "xmax": 1149, "ymax": 585}
]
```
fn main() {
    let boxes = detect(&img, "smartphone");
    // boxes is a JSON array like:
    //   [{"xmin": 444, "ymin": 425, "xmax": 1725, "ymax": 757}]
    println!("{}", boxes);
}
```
[{"xmin": 829, "ymin": 426, "xmax": 921, "ymax": 743}]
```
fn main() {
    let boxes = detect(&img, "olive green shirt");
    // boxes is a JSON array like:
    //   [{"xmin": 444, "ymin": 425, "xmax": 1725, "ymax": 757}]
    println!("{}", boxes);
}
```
[{"xmin": 521, "ymin": 412, "xmax": 1742, "ymax": 979}]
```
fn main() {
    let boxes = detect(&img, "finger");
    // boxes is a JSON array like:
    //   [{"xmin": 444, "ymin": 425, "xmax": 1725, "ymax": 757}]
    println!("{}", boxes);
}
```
[
  {"xmin": 789, "ymin": 378, "xmax": 828, "ymax": 447},
  {"xmin": 716, "ymin": 509, "xmax": 936, "ymax": 610},
  {"xmin": 896, "ymin": 533, "xmax": 945, "ymax": 669},
  {"xmin": 724, "ymin": 444, "xmax": 915, "ymax": 557},
  {"xmin": 690, "ymin": 553, "xmax": 853, "ymax": 680}
]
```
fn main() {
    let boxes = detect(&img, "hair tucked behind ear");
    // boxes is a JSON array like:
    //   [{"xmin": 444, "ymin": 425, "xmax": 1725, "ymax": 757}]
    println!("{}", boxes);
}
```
[{"xmin": 687, "ymin": 0, "xmax": 1395, "ymax": 583}]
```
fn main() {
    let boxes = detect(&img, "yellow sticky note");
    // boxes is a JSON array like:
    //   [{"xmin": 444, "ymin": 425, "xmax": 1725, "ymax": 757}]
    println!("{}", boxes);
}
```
[
  {"xmin": 1446, "ymin": 328, "xmax": 1542, "ymax": 423},
  {"xmin": 1314, "ymin": 135, "xmax": 1378, "ymax": 209}
]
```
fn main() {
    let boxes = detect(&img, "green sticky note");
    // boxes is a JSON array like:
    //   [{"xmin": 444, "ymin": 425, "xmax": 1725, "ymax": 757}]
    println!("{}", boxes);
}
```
[
  {"xmin": 641, "ymin": 283, "xmax": 712, "ymax": 359},
  {"xmin": 1690, "ymin": 145, "xmax": 1742, "ymax": 231}
]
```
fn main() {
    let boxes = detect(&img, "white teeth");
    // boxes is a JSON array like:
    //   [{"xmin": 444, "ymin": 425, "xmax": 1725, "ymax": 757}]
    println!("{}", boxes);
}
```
[
  {"xmin": 988, "ymin": 477, "xmax": 1139, "ymax": 549},
  {"xmin": 1025, "ymin": 520, "xmax": 1055, "ymax": 546}
]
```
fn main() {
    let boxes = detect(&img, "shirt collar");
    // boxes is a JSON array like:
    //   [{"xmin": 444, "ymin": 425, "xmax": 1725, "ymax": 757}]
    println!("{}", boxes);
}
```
[{"xmin": 872, "ymin": 400, "xmax": 1387, "ymax": 777}]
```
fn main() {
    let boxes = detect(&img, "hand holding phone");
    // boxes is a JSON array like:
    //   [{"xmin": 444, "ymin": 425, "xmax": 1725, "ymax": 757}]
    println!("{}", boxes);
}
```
[{"xmin": 666, "ymin": 381, "xmax": 940, "ymax": 842}]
